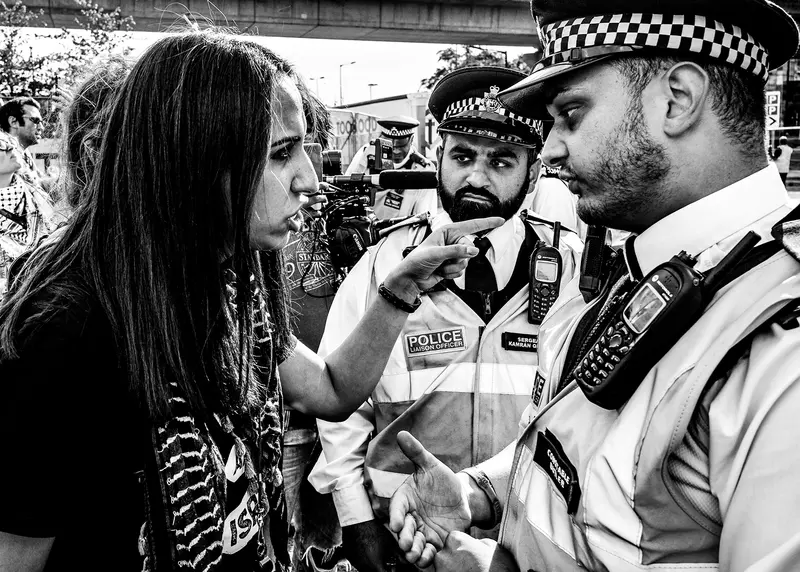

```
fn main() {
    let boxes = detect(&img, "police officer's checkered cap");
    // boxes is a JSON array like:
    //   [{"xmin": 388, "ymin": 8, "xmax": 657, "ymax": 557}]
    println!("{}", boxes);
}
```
[{"xmin": 538, "ymin": 13, "xmax": 769, "ymax": 80}]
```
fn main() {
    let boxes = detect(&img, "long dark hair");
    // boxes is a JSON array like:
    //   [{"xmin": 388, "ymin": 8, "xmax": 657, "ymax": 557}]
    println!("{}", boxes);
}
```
[
  {"xmin": 60, "ymin": 55, "xmax": 133, "ymax": 210},
  {"xmin": 0, "ymin": 30, "xmax": 296, "ymax": 420}
]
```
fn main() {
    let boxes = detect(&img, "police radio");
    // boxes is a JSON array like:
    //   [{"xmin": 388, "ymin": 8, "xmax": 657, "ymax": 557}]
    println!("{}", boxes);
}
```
[
  {"xmin": 569, "ymin": 231, "xmax": 761, "ymax": 410},
  {"xmin": 528, "ymin": 221, "xmax": 563, "ymax": 325}
]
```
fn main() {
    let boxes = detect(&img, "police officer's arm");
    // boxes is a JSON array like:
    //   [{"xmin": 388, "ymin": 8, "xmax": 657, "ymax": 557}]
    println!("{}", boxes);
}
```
[
  {"xmin": 715, "ymin": 324, "xmax": 800, "ymax": 571},
  {"xmin": 308, "ymin": 253, "xmax": 380, "ymax": 525},
  {"xmin": 0, "ymin": 530, "xmax": 54, "ymax": 571},
  {"xmin": 280, "ymin": 217, "xmax": 503, "ymax": 422}
]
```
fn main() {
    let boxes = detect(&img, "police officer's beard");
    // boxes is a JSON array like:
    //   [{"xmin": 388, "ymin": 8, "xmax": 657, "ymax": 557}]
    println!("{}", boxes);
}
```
[
  {"xmin": 437, "ymin": 169, "xmax": 530, "ymax": 223},
  {"xmin": 573, "ymin": 96, "xmax": 670, "ymax": 230}
]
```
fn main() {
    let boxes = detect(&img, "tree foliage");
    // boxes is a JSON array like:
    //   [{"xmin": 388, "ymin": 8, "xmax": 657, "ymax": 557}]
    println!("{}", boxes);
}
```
[
  {"xmin": 420, "ymin": 45, "xmax": 532, "ymax": 90},
  {"xmin": 0, "ymin": 0, "xmax": 134, "ymax": 98}
]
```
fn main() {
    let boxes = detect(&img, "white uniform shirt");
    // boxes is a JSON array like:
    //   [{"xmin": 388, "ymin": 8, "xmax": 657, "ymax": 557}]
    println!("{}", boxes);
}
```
[
  {"xmin": 310, "ymin": 214, "xmax": 526, "ymax": 526},
  {"xmin": 480, "ymin": 163, "xmax": 800, "ymax": 571}
]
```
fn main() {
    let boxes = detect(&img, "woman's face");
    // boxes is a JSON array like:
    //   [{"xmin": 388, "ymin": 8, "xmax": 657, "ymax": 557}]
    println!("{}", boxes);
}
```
[{"xmin": 249, "ymin": 79, "xmax": 318, "ymax": 251}]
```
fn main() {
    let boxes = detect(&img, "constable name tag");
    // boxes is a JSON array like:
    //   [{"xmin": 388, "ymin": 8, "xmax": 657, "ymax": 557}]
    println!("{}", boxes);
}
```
[
  {"xmin": 405, "ymin": 327, "xmax": 466, "ymax": 357},
  {"xmin": 384, "ymin": 191, "xmax": 404, "ymax": 211},
  {"xmin": 533, "ymin": 429, "xmax": 581, "ymax": 515},
  {"xmin": 502, "ymin": 332, "xmax": 538, "ymax": 352}
]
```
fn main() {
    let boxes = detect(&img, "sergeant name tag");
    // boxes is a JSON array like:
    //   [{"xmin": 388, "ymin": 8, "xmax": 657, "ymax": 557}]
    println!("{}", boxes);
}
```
[
  {"xmin": 502, "ymin": 332, "xmax": 538, "ymax": 352},
  {"xmin": 533, "ymin": 429, "xmax": 581, "ymax": 515},
  {"xmin": 405, "ymin": 327, "xmax": 466, "ymax": 357},
  {"xmin": 384, "ymin": 191, "xmax": 404, "ymax": 211}
]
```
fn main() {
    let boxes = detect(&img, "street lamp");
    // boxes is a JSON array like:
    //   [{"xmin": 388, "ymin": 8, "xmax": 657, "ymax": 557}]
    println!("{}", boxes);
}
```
[
  {"xmin": 309, "ymin": 76, "xmax": 325, "ymax": 97},
  {"xmin": 467, "ymin": 45, "xmax": 508, "ymax": 67},
  {"xmin": 339, "ymin": 61, "xmax": 356, "ymax": 105},
  {"xmin": 368, "ymin": 82, "xmax": 378, "ymax": 100}
]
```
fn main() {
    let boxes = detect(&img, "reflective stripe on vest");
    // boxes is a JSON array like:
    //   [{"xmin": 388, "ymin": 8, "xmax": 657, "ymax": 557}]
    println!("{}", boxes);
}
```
[{"xmin": 500, "ymin": 252, "xmax": 800, "ymax": 571}]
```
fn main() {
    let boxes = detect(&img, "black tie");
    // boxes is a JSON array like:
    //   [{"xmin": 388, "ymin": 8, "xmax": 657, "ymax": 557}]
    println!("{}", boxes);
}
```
[{"xmin": 465, "ymin": 236, "xmax": 497, "ymax": 292}]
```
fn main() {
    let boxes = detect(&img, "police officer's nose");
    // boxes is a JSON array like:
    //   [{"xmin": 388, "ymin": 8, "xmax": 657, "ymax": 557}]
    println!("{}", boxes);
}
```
[
  {"xmin": 465, "ymin": 166, "xmax": 490, "ymax": 190},
  {"xmin": 540, "ymin": 133, "xmax": 568, "ymax": 170}
]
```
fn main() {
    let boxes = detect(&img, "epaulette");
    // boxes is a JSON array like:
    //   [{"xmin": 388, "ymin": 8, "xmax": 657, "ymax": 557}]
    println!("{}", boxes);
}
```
[
  {"xmin": 378, "ymin": 211, "xmax": 432, "ymax": 241},
  {"xmin": 409, "ymin": 151, "xmax": 434, "ymax": 169},
  {"xmin": 520, "ymin": 209, "xmax": 577, "ymax": 236}
]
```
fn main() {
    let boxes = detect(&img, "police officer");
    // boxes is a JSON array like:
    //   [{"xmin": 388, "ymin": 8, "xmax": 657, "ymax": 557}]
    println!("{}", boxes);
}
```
[
  {"xmin": 389, "ymin": 1, "xmax": 800, "ymax": 571},
  {"xmin": 346, "ymin": 115, "xmax": 438, "ymax": 219},
  {"xmin": 309, "ymin": 66, "xmax": 583, "ymax": 572}
]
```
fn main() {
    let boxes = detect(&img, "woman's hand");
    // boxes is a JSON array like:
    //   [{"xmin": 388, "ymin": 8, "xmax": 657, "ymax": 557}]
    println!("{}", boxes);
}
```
[{"xmin": 383, "ymin": 217, "xmax": 503, "ymax": 302}]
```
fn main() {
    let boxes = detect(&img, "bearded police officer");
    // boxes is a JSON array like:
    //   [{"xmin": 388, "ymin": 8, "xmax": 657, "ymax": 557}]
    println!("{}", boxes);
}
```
[
  {"xmin": 309, "ymin": 67, "xmax": 583, "ymax": 572},
  {"xmin": 346, "ymin": 115, "xmax": 438, "ymax": 220},
  {"xmin": 389, "ymin": 1, "xmax": 800, "ymax": 572}
]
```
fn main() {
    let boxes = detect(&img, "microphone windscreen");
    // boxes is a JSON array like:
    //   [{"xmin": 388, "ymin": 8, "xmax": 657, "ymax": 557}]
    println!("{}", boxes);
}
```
[{"xmin": 378, "ymin": 170, "xmax": 437, "ymax": 190}]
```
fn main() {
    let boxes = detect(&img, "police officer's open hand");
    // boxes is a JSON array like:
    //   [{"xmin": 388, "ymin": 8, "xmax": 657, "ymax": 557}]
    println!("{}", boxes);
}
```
[
  {"xmin": 383, "ymin": 217, "xmax": 503, "ymax": 303},
  {"xmin": 388, "ymin": 431, "xmax": 473, "ymax": 567}
]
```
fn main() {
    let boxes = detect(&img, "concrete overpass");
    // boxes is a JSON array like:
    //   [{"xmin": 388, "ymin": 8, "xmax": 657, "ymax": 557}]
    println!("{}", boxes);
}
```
[{"xmin": 29, "ymin": 0, "xmax": 542, "ymax": 47}]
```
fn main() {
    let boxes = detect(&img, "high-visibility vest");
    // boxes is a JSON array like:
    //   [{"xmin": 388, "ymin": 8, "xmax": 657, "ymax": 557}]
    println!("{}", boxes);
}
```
[
  {"xmin": 500, "ymin": 246, "xmax": 800, "ymax": 571},
  {"xmin": 362, "ymin": 218, "xmax": 583, "ymax": 509}
]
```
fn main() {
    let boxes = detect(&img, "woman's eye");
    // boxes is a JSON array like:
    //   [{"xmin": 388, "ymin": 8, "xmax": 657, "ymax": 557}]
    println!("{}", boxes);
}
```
[{"xmin": 272, "ymin": 148, "xmax": 291, "ymax": 161}]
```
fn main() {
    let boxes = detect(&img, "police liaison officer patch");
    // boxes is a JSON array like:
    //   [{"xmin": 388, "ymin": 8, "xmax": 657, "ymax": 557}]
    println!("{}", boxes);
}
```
[{"xmin": 404, "ymin": 327, "xmax": 466, "ymax": 358}]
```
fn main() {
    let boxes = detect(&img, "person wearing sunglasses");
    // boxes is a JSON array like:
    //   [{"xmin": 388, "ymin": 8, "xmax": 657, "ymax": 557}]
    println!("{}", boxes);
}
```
[{"xmin": 0, "ymin": 97, "xmax": 48, "ymax": 189}]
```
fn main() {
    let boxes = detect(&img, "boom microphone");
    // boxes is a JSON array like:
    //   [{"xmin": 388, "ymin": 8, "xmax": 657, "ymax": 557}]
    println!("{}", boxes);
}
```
[{"xmin": 323, "ymin": 170, "xmax": 437, "ymax": 190}]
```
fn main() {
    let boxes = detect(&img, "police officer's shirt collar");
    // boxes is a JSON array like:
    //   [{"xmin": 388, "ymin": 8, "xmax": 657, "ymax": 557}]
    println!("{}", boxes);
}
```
[
  {"xmin": 623, "ymin": 163, "xmax": 791, "ymax": 280},
  {"xmin": 430, "ymin": 211, "xmax": 524, "ymax": 290}
]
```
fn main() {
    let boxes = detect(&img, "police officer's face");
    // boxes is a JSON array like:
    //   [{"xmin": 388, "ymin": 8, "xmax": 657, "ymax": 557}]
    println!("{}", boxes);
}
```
[
  {"xmin": 437, "ymin": 133, "xmax": 530, "ymax": 222},
  {"xmin": 392, "ymin": 135, "xmax": 413, "ymax": 163},
  {"xmin": 541, "ymin": 63, "xmax": 671, "ymax": 233}
]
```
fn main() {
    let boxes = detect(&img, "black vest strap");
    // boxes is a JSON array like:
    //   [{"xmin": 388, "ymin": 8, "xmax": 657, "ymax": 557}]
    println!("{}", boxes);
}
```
[{"xmin": 447, "ymin": 218, "xmax": 540, "ymax": 322}]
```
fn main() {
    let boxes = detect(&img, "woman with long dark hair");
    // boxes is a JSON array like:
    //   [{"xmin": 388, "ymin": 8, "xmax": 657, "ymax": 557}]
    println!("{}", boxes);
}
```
[{"xmin": 0, "ymin": 30, "xmax": 498, "ymax": 571}]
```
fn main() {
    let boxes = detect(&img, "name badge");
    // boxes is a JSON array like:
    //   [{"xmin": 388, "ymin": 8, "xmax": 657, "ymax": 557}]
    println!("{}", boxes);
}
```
[
  {"xmin": 384, "ymin": 191, "xmax": 404, "ymax": 211},
  {"xmin": 502, "ymin": 332, "xmax": 538, "ymax": 352},
  {"xmin": 405, "ymin": 327, "xmax": 466, "ymax": 358},
  {"xmin": 222, "ymin": 492, "xmax": 261, "ymax": 554},
  {"xmin": 533, "ymin": 429, "xmax": 581, "ymax": 515}
]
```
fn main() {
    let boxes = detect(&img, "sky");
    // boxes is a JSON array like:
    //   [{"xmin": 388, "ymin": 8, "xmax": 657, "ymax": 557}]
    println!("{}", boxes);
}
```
[{"xmin": 125, "ymin": 32, "xmax": 536, "ymax": 107}]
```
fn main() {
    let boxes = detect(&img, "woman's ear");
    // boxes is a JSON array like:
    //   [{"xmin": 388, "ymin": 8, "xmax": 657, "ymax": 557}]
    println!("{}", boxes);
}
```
[{"xmin": 661, "ymin": 61, "xmax": 711, "ymax": 138}]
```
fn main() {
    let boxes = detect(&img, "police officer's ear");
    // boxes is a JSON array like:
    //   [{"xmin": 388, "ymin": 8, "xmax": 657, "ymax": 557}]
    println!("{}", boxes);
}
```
[
  {"xmin": 436, "ymin": 138, "xmax": 445, "ymax": 164},
  {"xmin": 660, "ymin": 61, "xmax": 711, "ymax": 139}
]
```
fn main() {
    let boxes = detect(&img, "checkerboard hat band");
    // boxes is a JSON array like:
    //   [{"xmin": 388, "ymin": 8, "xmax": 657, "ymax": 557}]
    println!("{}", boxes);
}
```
[
  {"xmin": 538, "ymin": 13, "xmax": 770, "ymax": 80},
  {"xmin": 382, "ymin": 126, "xmax": 415, "ymax": 138},
  {"xmin": 444, "ymin": 97, "xmax": 542, "ymax": 136}
]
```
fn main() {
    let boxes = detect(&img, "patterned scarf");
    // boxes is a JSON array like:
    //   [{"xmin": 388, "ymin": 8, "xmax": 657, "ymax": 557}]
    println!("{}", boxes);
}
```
[{"xmin": 139, "ymin": 279, "xmax": 288, "ymax": 571}]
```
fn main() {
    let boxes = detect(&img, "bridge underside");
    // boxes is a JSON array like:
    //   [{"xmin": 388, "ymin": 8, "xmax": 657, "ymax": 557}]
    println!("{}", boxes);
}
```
[{"xmin": 31, "ymin": 0, "xmax": 542, "ymax": 47}]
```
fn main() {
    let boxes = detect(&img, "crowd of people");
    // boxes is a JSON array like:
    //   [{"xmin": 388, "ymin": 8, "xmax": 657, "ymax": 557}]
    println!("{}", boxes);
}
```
[{"xmin": 2, "ymin": 0, "xmax": 800, "ymax": 571}]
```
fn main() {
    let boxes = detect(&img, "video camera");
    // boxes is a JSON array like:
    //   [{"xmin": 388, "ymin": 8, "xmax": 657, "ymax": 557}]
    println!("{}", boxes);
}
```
[{"xmin": 304, "ymin": 140, "xmax": 435, "ymax": 270}]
